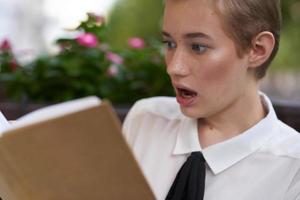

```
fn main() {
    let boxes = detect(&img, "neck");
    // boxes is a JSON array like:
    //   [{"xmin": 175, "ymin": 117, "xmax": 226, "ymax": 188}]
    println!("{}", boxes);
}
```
[{"xmin": 198, "ymin": 84, "xmax": 267, "ymax": 149}]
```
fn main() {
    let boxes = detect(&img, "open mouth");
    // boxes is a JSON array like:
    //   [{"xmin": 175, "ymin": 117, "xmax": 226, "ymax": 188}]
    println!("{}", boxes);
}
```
[{"xmin": 177, "ymin": 87, "xmax": 198, "ymax": 99}]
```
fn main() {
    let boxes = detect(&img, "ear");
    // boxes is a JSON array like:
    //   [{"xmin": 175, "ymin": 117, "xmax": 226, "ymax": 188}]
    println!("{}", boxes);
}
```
[{"xmin": 248, "ymin": 31, "xmax": 275, "ymax": 69}]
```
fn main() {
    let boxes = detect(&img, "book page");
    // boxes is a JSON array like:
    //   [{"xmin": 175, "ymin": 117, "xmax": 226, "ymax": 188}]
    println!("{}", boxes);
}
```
[
  {"xmin": 0, "ymin": 101, "xmax": 155, "ymax": 200},
  {"xmin": 5, "ymin": 96, "xmax": 101, "ymax": 132},
  {"xmin": 0, "ymin": 111, "xmax": 10, "ymax": 135}
]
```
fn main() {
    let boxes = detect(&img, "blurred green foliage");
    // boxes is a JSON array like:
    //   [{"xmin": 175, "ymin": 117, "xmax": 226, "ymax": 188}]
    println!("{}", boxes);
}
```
[
  {"xmin": 0, "ymin": 14, "xmax": 173, "ymax": 103},
  {"xmin": 273, "ymin": 0, "xmax": 300, "ymax": 70},
  {"xmin": 107, "ymin": 0, "xmax": 164, "ymax": 48},
  {"xmin": 108, "ymin": 0, "xmax": 300, "ymax": 70}
]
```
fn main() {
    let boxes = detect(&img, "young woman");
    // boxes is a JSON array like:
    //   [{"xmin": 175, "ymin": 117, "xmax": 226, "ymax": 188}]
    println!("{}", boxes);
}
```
[{"xmin": 123, "ymin": 0, "xmax": 300, "ymax": 199}]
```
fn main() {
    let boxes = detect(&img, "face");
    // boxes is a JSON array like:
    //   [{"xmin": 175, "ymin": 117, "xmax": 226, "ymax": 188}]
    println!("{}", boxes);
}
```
[{"xmin": 163, "ymin": 0, "xmax": 253, "ymax": 119}]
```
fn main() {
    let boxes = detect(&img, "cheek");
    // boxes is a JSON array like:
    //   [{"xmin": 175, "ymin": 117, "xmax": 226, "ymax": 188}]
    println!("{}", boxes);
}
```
[{"xmin": 193, "ymin": 51, "xmax": 246, "ymax": 90}]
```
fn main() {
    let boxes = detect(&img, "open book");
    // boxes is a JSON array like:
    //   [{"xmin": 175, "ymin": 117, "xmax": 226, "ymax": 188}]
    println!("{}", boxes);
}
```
[{"xmin": 0, "ymin": 97, "xmax": 155, "ymax": 200}]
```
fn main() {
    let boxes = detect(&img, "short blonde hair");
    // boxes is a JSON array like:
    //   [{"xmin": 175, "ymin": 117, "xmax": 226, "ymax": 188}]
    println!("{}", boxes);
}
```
[{"xmin": 212, "ymin": 0, "xmax": 282, "ymax": 79}]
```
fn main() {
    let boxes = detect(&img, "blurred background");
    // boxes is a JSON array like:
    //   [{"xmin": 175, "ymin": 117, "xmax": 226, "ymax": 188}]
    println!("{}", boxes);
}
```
[{"xmin": 0, "ymin": 0, "xmax": 299, "ymax": 120}]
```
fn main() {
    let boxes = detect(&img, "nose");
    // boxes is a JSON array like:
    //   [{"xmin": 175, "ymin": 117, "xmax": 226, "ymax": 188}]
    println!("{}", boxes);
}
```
[{"xmin": 166, "ymin": 48, "xmax": 190, "ymax": 78}]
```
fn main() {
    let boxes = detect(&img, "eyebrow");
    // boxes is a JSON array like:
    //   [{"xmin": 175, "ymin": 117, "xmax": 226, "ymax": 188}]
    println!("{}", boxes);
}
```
[{"xmin": 162, "ymin": 31, "xmax": 211, "ymax": 40}]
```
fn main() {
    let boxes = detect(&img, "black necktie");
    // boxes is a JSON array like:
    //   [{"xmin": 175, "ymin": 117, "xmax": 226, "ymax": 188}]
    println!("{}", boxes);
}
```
[{"xmin": 166, "ymin": 152, "xmax": 206, "ymax": 200}]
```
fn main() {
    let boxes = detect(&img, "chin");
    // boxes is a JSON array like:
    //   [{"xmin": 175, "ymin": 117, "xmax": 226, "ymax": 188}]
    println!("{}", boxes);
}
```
[{"xmin": 179, "ymin": 105, "xmax": 207, "ymax": 119}]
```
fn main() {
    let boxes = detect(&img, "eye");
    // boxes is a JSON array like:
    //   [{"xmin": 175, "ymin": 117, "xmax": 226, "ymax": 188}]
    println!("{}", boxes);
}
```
[
  {"xmin": 162, "ymin": 40, "xmax": 176, "ymax": 50},
  {"xmin": 191, "ymin": 44, "xmax": 207, "ymax": 54}
]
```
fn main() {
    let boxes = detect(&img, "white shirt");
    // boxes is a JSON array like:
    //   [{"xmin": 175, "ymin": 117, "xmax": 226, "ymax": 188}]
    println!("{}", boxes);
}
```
[{"xmin": 122, "ymin": 94, "xmax": 300, "ymax": 200}]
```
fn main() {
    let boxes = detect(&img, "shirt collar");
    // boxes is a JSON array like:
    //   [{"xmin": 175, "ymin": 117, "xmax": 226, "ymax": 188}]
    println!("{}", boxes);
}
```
[{"xmin": 172, "ymin": 92, "xmax": 279, "ymax": 174}]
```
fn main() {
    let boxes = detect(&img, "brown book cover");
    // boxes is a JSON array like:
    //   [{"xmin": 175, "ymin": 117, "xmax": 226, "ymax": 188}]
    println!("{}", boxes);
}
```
[{"xmin": 0, "ymin": 100, "xmax": 155, "ymax": 200}]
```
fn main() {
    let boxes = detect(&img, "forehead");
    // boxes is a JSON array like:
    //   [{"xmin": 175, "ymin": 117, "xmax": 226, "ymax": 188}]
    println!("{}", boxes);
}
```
[{"xmin": 163, "ymin": 0, "xmax": 222, "ymax": 36}]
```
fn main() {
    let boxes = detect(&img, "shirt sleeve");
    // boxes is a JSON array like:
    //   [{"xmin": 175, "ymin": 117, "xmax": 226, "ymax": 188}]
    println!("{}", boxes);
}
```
[
  {"xmin": 122, "ymin": 100, "xmax": 145, "ymax": 147},
  {"xmin": 284, "ymin": 168, "xmax": 300, "ymax": 200}
]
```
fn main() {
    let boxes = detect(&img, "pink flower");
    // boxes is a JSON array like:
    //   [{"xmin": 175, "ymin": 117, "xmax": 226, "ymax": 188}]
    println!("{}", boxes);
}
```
[
  {"xmin": 107, "ymin": 65, "xmax": 119, "ymax": 77},
  {"xmin": 0, "ymin": 39, "xmax": 11, "ymax": 51},
  {"xmin": 76, "ymin": 33, "xmax": 98, "ymax": 48},
  {"xmin": 106, "ymin": 52, "xmax": 123, "ymax": 65},
  {"xmin": 128, "ymin": 37, "xmax": 145, "ymax": 49}
]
